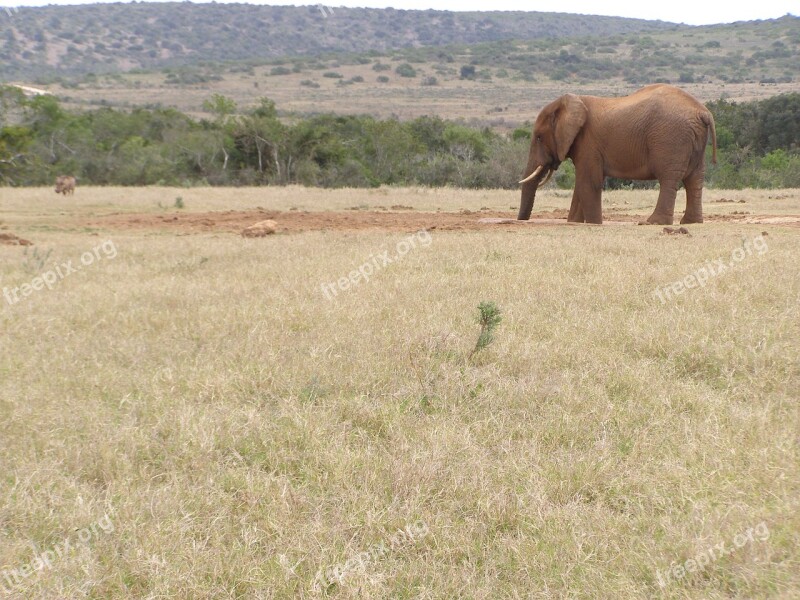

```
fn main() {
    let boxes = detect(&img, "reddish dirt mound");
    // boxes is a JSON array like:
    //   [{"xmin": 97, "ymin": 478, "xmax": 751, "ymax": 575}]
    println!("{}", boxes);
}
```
[
  {"xmin": 80, "ymin": 209, "xmax": 621, "ymax": 234},
  {"xmin": 78, "ymin": 209, "xmax": 800, "ymax": 234},
  {"xmin": 0, "ymin": 232, "xmax": 33, "ymax": 246}
]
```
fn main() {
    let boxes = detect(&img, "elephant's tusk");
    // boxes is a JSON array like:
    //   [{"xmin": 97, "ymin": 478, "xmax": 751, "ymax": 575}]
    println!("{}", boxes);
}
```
[
  {"xmin": 519, "ymin": 165, "xmax": 544, "ymax": 184},
  {"xmin": 540, "ymin": 169, "xmax": 554, "ymax": 187}
]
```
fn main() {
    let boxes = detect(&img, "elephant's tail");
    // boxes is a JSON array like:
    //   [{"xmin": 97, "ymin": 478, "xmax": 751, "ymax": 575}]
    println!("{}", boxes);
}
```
[{"xmin": 703, "ymin": 112, "xmax": 717, "ymax": 165}]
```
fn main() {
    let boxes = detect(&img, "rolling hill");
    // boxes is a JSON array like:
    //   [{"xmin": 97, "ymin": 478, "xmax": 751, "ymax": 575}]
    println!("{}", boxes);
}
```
[{"xmin": 0, "ymin": 3, "xmax": 681, "ymax": 78}]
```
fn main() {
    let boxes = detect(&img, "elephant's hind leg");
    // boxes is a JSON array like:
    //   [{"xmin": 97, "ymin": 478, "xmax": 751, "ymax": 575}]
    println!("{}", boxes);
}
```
[
  {"xmin": 646, "ymin": 179, "xmax": 678, "ymax": 225},
  {"xmin": 680, "ymin": 168, "xmax": 705, "ymax": 224}
]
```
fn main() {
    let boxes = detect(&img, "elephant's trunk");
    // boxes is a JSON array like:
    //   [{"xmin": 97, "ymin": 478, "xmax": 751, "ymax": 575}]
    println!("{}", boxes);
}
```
[{"xmin": 517, "ymin": 166, "xmax": 550, "ymax": 220}]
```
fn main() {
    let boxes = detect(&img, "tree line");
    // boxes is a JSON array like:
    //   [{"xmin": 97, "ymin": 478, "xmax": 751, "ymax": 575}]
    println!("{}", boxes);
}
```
[{"xmin": 1, "ymin": 86, "xmax": 798, "ymax": 189}]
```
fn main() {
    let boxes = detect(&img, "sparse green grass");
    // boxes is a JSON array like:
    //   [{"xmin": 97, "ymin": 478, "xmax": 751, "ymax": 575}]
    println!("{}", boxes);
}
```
[{"xmin": 1, "ymin": 187, "xmax": 798, "ymax": 597}]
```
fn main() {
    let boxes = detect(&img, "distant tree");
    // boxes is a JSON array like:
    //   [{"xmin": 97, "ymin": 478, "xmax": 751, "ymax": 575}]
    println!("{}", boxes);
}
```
[
  {"xmin": 395, "ymin": 63, "xmax": 417, "ymax": 77},
  {"xmin": 202, "ymin": 94, "xmax": 236, "ymax": 122},
  {"xmin": 460, "ymin": 65, "xmax": 476, "ymax": 80}
]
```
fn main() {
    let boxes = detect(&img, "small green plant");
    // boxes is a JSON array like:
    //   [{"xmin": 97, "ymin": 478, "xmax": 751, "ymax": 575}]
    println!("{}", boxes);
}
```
[
  {"xmin": 471, "ymin": 301, "xmax": 502, "ymax": 357},
  {"xmin": 22, "ymin": 246, "xmax": 53, "ymax": 275},
  {"xmin": 174, "ymin": 197, "xmax": 185, "ymax": 209}
]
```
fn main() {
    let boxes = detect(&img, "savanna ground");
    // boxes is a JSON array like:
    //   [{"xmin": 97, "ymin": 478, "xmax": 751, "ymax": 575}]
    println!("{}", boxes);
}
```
[{"xmin": 1, "ymin": 185, "xmax": 799, "ymax": 598}]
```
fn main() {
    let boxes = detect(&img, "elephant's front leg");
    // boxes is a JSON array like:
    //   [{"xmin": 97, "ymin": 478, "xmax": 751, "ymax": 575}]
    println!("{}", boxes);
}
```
[
  {"xmin": 569, "ymin": 165, "xmax": 603, "ymax": 224},
  {"xmin": 567, "ymin": 190, "xmax": 584, "ymax": 222}
]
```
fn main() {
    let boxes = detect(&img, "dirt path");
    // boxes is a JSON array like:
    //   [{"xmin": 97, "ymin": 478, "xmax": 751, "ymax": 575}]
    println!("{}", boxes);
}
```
[{"xmin": 77, "ymin": 209, "xmax": 800, "ymax": 235}]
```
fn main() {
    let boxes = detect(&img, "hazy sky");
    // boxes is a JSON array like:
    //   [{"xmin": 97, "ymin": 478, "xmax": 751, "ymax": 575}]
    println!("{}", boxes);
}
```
[{"xmin": 1, "ymin": 0, "xmax": 797, "ymax": 26}]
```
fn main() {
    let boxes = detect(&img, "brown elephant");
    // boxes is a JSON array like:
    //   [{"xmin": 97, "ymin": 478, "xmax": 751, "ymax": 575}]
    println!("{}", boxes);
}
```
[
  {"xmin": 54, "ymin": 175, "xmax": 76, "ymax": 195},
  {"xmin": 518, "ymin": 84, "xmax": 717, "ymax": 225}
]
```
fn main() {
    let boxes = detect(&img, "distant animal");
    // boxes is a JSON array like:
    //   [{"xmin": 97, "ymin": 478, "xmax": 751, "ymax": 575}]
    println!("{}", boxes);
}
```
[
  {"xmin": 518, "ymin": 84, "xmax": 717, "ymax": 225},
  {"xmin": 54, "ymin": 175, "xmax": 76, "ymax": 195}
]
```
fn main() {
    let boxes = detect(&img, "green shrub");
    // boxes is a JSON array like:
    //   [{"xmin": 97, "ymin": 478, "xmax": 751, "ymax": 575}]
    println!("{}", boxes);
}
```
[
  {"xmin": 395, "ymin": 63, "xmax": 417, "ymax": 77},
  {"xmin": 460, "ymin": 65, "xmax": 476, "ymax": 80}
]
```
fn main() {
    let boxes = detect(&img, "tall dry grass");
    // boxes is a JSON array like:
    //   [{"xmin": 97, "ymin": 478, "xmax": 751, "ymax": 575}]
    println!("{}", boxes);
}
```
[{"xmin": 0, "ymin": 187, "xmax": 798, "ymax": 598}]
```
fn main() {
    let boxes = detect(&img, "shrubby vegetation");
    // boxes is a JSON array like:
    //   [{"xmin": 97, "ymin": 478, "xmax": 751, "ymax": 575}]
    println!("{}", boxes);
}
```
[{"xmin": 1, "ymin": 86, "xmax": 798, "ymax": 189}]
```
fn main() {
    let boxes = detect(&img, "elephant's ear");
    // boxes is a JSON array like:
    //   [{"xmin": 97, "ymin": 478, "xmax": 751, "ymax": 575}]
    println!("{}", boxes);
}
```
[{"xmin": 555, "ymin": 94, "xmax": 588, "ymax": 163}]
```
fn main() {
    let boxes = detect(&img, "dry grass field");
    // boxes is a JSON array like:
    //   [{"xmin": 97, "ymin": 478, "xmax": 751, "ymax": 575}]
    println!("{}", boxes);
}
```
[
  {"xmin": 53, "ymin": 71, "xmax": 798, "ymax": 127},
  {"xmin": 1, "ymin": 186, "xmax": 799, "ymax": 598}
]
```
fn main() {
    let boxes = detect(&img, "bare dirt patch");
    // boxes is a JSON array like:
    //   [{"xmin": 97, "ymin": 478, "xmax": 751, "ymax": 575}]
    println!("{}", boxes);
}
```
[
  {"xmin": 79, "ymin": 208, "xmax": 628, "ymax": 234},
  {"xmin": 78, "ymin": 208, "xmax": 800, "ymax": 235},
  {"xmin": 0, "ymin": 232, "xmax": 33, "ymax": 246}
]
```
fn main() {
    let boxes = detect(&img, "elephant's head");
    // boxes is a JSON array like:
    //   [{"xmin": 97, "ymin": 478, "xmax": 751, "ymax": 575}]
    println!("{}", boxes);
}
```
[{"xmin": 517, "ymin": 94, "xmax": 587, "ymax": 220}]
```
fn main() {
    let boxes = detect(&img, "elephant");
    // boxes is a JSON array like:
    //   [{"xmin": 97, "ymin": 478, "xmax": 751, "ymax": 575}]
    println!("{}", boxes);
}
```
[
  {"xmin": 54, "ymin": 175, "xmax": 76, "ymax": 195},
  {"xmin": 517, "ymin": 84, "xmax": 717, "ymax": 225}
]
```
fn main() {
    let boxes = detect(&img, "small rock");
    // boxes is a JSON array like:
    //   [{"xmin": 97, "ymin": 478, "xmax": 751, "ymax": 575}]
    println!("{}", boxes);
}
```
[{"xmin": 242, "ymin": 220, "xmax": 277, "ymax": 237}]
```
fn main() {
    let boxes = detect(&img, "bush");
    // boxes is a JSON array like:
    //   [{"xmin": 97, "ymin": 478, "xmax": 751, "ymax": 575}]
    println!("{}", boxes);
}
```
[
  {"xmin": 376, "ymin": 76, "xmax": 389, "ymax": 83},
  {"xmin": 421, "ymin": 76, "xmax": 438, "ymax": 86},
  {"xmin": 372, "ymin": 62, "xmax": 391, "ymax": 71},
  {"xmin": 270, "ymin": 66, "xmax": 292, "ymax": 76},
  {"xmin": 395, "ymin": 63, "xmax": 417, "ymax": 78},
  {"xmin": 555, "ymin": 161, "xmax": 575, "ymax": 189},
  {"xmin": 460, "ymin": 65, "xmax": 476, "ymax": 80},
  {"xmin": 322, "ymin": 71, "xmax": 343, "ymax": 78}
]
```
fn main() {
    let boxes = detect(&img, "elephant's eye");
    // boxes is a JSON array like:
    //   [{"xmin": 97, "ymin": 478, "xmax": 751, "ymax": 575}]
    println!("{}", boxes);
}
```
[{"xmin": 536, "ymin": 135, "xmax": 542, "ymax": 142}]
